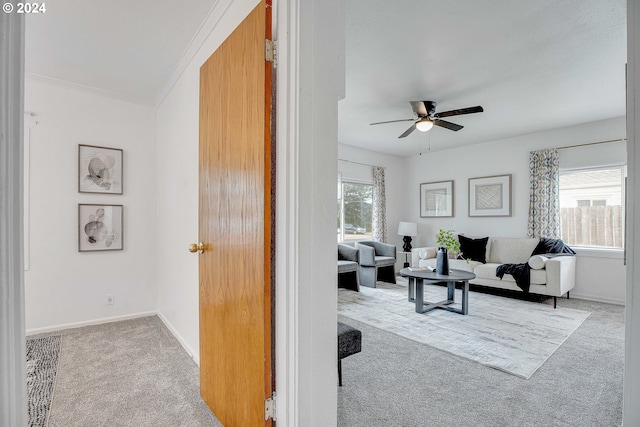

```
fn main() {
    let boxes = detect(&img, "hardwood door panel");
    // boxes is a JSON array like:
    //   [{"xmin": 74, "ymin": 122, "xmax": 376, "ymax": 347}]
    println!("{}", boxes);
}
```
[{"xmin": 198, "ymin": 1, "xmax": 273, "ymax": 425}]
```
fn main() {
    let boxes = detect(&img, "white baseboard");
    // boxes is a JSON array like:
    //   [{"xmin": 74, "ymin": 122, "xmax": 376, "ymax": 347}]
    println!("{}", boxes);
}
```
[
  {"xmin": 570, "ymin": 292, "xmax": 625, "ymax": 306},
  {"xmin": 25, "ymin": 311, "xmax": 158, "ymax": 336},
  {"xmin": 156, "ymin": 312, "xmax": 200, "ymax": 366},
  {"xmin": 26, "ymin": 310, "xmax": 201, "ymax": 366}
]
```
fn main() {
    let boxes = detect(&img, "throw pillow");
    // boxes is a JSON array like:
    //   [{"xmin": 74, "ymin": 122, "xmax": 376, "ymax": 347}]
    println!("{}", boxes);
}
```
[
  {"xmin": 528, "ymin": 255, "xmax": 549, "ymax": 270},
  {"xmin": 458, "ymin": 235, "xmax": 489, "ymax": 263}
]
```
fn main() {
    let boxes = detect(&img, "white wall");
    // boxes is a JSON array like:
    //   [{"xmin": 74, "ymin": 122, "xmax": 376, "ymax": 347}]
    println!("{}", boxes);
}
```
[
  {"xmin": 404, "ymin": 116, "xmax": 626, "ymax": 304},
  {"xmin": 24, "ymin": 79, "xmax": 158, "ymax": 332},
  {"xmin": 155, "ymin": 0, "xmax": 260, "ymax": 362},
  {"xmin": 338, "ymin": 143, "xmax": 408, "ymax": 271}
]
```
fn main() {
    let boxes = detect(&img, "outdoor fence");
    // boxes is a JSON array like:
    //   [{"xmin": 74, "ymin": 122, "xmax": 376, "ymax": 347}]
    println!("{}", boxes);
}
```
[{"xmin": 560, "ymin": 205, "xmax": 623, "ymax": 248}]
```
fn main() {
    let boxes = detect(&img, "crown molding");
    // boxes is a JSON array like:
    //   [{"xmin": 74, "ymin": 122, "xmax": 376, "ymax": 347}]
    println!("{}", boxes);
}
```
[
  {"xmin": 154, "ymin": 0, "xmax": 234, "ymax": 106},
  {"xmin": 25, "ymin": 73, "xmax": 154, "ymax": 107}
]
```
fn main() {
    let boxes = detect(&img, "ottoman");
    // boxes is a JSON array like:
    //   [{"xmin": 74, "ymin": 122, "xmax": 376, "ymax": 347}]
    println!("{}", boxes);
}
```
[{"xmin": 338, "ymin": 322, "xmax": 362, "ymax": 386}]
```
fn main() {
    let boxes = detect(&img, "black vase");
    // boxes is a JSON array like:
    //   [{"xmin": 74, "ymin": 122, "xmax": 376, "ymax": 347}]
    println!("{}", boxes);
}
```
[{"xmin": 436, "ymin": 247, "xmax": 449, "ymax": 275}]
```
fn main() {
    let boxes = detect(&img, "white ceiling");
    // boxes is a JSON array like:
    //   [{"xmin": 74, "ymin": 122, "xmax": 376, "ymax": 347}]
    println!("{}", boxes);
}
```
[
  {"xmin": 340, "ymin": 0, "xmax": 627, "ymax": 156},
  {"xmin": 25, "ymin": 0, "xmax": 214, "ymax": 105},
  {"xmin": 24, "ymin": 1, "xmax": 627, "ymax": 156}
]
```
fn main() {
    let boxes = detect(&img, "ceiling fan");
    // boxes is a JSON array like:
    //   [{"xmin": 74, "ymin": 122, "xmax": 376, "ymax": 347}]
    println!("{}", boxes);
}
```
[{"xmin": 370, "ymin": 101, "xmax": 484, "ymax": 138}]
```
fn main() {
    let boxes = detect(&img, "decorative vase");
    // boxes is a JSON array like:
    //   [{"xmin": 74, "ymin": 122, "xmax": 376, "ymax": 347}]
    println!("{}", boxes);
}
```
[{"xmin": 436, "ymin": 247, "xmax": 449, "ymax": 275}]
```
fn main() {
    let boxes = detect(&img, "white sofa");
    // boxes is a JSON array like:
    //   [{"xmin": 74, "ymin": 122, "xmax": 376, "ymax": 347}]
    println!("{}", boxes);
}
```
[{"xmin": 411, "ymin": 237, "xmax": 576, "ymax": 308}]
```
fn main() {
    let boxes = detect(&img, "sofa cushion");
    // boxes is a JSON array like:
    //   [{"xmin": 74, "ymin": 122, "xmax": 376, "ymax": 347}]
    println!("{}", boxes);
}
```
[
  {"xmin": 418, "ymin": 258, "xmax": 479, "ymax": 273},
  {"xmin": 488, "ymin": 238, "xmax": 540, "ymax": 264},
  {"xmin": 475, "ymin": 263, "xmax": 547, "ymax": 285},
  {"xmin": 375, "ymin": 256, "xmax": 395, "ymax": 267},
  {"xmin": 528, "ymin": 255, "xmax": 549, "ymax": 270},
  {"xmin": 338, "ymin": 260, "xmax": 358, "ymax": 273},
  {"xmin": 418, "ymin": 248, "xmax": 437, "ymax": 259},
  {"xmin": 458, "ymin": 235, "xmax": 489, "ymax": 263}
]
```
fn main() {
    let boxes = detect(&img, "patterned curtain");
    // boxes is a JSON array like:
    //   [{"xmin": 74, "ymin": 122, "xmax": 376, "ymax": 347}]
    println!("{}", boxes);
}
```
[
  {"xmin": 372, "ymin": 166, "xmax": 388, "ymax": 242},
  {"xmin": 527, "ymin": 149, "xmax": 560, "ymax": 238}
]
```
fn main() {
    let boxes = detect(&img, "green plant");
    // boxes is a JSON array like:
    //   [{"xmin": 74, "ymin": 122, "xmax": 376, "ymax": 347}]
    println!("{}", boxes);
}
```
[{"xmin": 436, "ymin": 229, "xmax": 460, "ymax": 254}]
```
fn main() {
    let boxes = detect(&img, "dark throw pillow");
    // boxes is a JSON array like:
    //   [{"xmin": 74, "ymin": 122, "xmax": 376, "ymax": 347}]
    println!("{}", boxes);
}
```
[{"xmin": 458, "ymin": 235, "xmax": 489, "ymax": 263}]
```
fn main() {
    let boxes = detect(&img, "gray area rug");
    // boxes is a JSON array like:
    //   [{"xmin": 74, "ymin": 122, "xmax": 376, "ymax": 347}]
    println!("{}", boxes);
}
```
[
  {"xmin": 27, "ymin": 335, "xmax": 61, "ymax": 427},
  {"xmin": 338, "ymin": 280, "xmax": 590, "ymax": 378}
]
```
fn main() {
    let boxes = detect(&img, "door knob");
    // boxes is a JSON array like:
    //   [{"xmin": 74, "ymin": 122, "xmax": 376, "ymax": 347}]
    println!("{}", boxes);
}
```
[{"xmin": 189, "ymin": 242, "xmax": 205, "ymax": 254}]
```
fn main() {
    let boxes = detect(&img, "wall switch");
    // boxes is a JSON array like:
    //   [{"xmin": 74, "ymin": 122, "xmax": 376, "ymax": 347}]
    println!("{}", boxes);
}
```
[{"xmin": 106, "ymin": 294, "xmax": 114, "ymax": 305}]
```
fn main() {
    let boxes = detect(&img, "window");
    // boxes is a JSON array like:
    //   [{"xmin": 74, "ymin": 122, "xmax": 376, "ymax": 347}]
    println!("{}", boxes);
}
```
[
  {"xmin": 559, "ymin": 166, "xmax": 626, "ymax": 249},
  {"xmin": 337, "ymin": 181, "xmax": 373, "ymax": 242}
]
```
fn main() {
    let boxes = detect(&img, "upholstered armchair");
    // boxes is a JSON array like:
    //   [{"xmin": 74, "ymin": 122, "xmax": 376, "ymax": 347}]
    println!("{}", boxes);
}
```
[
  {"xmin": 338, "ymin": 244, "xmax": 360, "ymax": 291},
  {"xmin": 355, "ymin": 241, "xmax": 396, "ymax": 288}
]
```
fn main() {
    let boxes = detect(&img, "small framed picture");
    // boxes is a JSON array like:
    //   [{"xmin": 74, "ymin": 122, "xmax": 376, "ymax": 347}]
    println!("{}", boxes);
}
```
[
  {"xmin": 469, "ymin": 174, "xmax": 512, "ymax": 217},
  {"xmin": 420, "ymin": 180, "xmax": 454, "ymax": 217},
  {"xmin": 78, "ymin": 204, "xmax": 123, "ymax": 252},
  {"xmin": 78, "ymin": 144, "xmax": 123, "ymax": 194}
]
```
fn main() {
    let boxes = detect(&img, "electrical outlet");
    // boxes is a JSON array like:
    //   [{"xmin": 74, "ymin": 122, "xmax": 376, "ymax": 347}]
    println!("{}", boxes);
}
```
[{"xmin": 106, "ymin": 294, "xmax": 114, "ymax": 305}]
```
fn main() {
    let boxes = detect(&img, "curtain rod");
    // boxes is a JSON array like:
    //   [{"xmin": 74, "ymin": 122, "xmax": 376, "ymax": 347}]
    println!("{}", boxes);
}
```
[
  {"xmin": 557, "ymin": 138, "xmax": 626, "ymax": 150},
  {"xmin": 338, "ymin": 158, "xmax": 385, "ymax": 169}
]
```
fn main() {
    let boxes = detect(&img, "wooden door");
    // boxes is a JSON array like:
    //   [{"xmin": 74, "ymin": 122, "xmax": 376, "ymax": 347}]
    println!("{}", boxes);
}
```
[{"xmin": 198, "ymin": 1, "xmax": 274, "ymax": 425}]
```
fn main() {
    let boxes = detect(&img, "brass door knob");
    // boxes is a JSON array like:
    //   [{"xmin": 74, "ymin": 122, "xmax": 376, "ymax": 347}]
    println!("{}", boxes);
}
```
[{"xmin": 189, "ymin": 242, "xmax": 205, "ymax": 254}]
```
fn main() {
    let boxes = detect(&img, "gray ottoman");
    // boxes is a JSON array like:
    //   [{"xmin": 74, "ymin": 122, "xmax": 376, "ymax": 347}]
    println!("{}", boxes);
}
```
[{"xmin": 338, "ymin": 322, "xmax": 362, "ymax": 386}]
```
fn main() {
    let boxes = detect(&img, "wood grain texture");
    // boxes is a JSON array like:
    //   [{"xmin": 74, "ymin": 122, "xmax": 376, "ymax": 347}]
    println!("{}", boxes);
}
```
[{"xmin": 198, "ymin": 1, "xmax": 273, "ymax": 425}]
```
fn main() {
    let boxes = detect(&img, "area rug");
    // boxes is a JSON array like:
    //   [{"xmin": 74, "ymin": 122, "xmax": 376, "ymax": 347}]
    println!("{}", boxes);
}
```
[
  {"xmin": 338, "ymin": 280, "xmax": 590, "ymax": 379},
  {"xmin": 26, "ymin": 335, "xmax": 61, "ymax": 427}
]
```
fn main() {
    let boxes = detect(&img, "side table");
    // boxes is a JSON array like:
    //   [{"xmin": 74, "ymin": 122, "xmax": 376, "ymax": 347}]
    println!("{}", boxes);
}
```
[{"xmin": 398, "ymin": 250, "xmax": 411, "ymax": 268}]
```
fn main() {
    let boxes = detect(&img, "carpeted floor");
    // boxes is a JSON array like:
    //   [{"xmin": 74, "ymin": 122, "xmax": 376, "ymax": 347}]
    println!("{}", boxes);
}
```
[
  {"xmin": 27, "ymin": 296, "xmax": 623, "ymax": 426},
  {"xmin": 30, "ymin": 316, "xmax": 220, "ymax": 427},
  {"xmin": 338, "ymin": 295, "xmax": 624, "ymax": 426}
]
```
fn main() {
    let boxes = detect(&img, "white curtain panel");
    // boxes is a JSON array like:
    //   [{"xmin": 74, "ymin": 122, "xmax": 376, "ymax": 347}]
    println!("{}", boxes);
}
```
[
  {"xmin": 372, "ymin": 166, "xmax": 387, "ymax": 242},
  {"xmin": 527, "ymin": 148, "xmax": 560, "ymax": 238}
]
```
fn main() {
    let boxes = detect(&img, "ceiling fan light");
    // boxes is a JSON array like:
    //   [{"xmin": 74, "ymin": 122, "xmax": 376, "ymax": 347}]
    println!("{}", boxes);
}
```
[{"xmin": 416, "ymin": 118, "xmax": 434, "ymax": 132}]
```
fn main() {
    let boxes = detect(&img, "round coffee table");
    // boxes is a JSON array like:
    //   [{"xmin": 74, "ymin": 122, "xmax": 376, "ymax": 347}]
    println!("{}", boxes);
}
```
[{"xmin": 399, "ymin": 268, "xmax": 476, "ymax": 315}]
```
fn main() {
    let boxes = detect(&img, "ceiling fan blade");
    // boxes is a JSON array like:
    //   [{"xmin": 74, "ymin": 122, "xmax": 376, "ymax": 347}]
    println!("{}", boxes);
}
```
[
  {"xmin": 434, "ymin": 105, "xmax": 484, "ymax": 119},
  {"xmin": 409, "ymin": 101, "xmax": 428, "ymax": 116},
  {"xmin": 370, "ymin": 118, "xmax": 415, "ymax": 125},
  {"xmin": 434, "ymin": 119, "xmax": 463, "ymax": 131},
  {"xmin": 399, "ymin": 124, "xmax": 417, "ymax": 138}
]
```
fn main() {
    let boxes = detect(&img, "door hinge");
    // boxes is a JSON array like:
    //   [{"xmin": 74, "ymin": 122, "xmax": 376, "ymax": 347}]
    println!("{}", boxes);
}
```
[
  {"xmin": 265, "ymin": 393, "xmax": 276, "ymax": 421},
  {"xmin": 265, "ymin": 39, "xmax": 276, "ymax": 64}
]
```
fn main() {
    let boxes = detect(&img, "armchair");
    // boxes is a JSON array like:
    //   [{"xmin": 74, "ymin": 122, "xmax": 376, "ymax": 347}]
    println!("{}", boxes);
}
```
[
  {"xmin": 355, "ymin": 241, "xmax": 396, "ymax": 288},
  {"xmin": 338, "ymin": 244, "xmax": 360, "ymax": 291}
]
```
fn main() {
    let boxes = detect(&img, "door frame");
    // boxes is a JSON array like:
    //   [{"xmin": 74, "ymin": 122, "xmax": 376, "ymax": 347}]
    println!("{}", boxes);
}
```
[
  {"xmin": 274, "ymin": 0, "xmax": 340, "ymax": 423},
  {"xmin": 0, "ymin": 9, "xmax": 27, "ymax": 427}
]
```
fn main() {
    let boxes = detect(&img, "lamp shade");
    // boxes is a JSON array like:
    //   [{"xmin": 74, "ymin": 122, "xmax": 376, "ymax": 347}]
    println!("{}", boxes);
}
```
[
  {"xmin": 397, "ymin": 222, "xmax": 417, "ymax": 237},
  {"xmin": 415, "ymin": 118, "xmax": 434, "ymax": 132}
]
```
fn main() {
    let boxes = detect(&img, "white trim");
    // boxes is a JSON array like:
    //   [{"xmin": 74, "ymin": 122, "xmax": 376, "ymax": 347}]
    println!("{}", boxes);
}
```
[
  {"xmin": 23, "ymin": 125, "xmax": 30, "ymax": 271},
  {"xmin": 625, "ymin": 1, "xmax": 640, "ymax": 425},
  {"xmin": 569, "ymin": 292, "xmax": 625, "ymax": 306},
  {"xmin": 154, "ymin": 0, "xmax": 232, "ymax": 106},
  {"xmin": 25, "ymin": 73, "xmax": 153, "ymax": 107},
  {"xmin": 276, "ymin": 0, "xmax": 298, "ymax": 424},
  {"xmin": 156, "ymin": 312, "xmax": 200, "ymax": 366},
  {"xmin": 574, "ymin": 247, "xmax": 625, "ymax": 259},
  {"xmin": 25, "ymin": 311, "xmax": 157, "ymax": 336},
  {"xmin": 0, "ymin": 9, "xmax": 27, "ymax": 426}
]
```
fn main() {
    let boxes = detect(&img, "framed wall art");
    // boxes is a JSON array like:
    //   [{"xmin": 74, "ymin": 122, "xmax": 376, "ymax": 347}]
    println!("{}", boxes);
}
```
[
  {"xmin": 468, "ymin": 174, "xmax": 512, "ymax": 217},
  {"xmin": 78, "ymin": 204, "xmax": 123, "ymax": 252},
  {"xmin": 420, "ymin": 180, "xmax": 454, "ymax": 217},
  {"xmin": 78, "ymin": 144, "xmax": 123, "ymax": 194}
]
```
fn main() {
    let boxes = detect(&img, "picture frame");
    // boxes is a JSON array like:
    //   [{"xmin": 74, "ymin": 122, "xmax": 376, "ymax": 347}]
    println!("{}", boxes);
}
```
[
  {"xmin": 468, "ymin": 174, "xmax": 512, "ymax": 217},
  {"xmin": 420, "ymin": 180, "xmax": 454, "ymax": 217},
  {"xmin": 78, "ymin": 204, "xmax": 123, "ymax": 252},
  {"xmin": 78, "ymin": 144, "xmax": 123, "ymax": 194}
]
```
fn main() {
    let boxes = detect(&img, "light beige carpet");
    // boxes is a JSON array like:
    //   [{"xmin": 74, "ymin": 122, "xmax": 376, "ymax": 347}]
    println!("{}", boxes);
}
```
[{"xmin": 338, "ymin": 279, "xmax": 590, "ymax": 379}]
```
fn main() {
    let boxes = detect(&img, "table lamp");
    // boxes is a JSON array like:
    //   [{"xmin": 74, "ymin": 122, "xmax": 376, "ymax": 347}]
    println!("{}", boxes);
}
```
[{"xmin": 397, "ymin": 222, "xmax": 418, "ymax": 252}]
